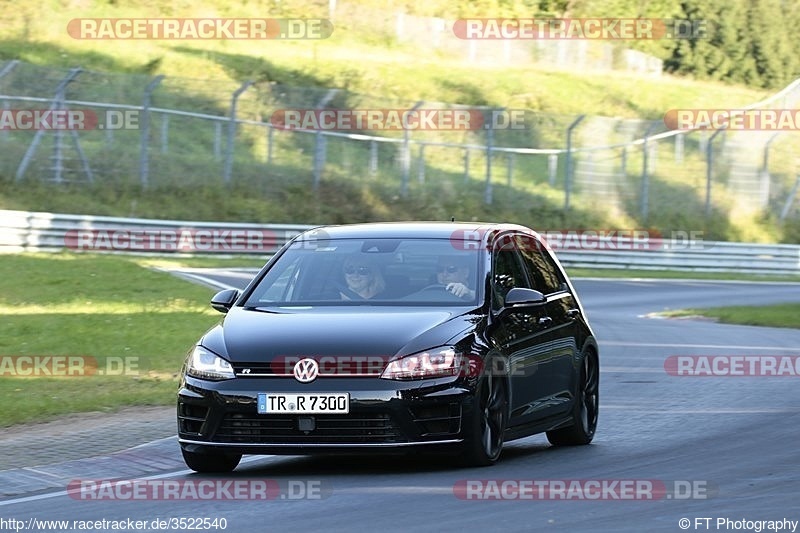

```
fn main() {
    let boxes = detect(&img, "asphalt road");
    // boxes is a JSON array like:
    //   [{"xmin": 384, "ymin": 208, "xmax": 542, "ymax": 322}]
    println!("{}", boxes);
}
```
[{"xmin": 3, "ymin": 275, "xmax": 800, "ymax": 533}]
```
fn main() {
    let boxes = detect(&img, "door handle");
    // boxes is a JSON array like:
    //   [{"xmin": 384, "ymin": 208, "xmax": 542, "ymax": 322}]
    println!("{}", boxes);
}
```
[
  {"xmin": 538, "ymin": 316, "xmax": 553, "ymax": 326},
  {"xmin": 566, "ymin": 308, "xmax": 581, "ymax": 318}
]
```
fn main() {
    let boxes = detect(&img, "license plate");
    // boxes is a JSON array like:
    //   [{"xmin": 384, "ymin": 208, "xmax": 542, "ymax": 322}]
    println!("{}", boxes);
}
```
[{"xmin": 257, "ymin": 393, "xmax": 350, "ymax": 414}]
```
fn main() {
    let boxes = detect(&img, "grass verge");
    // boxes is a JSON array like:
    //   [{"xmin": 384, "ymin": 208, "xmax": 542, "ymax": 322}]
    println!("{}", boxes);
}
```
[
  {"xmin": 662, "ymin": 303, "xmax": 800, "ymax": 329},
  {"xmin": 0, "ymin": 252, "xmax": 222, "ymax": 427}
]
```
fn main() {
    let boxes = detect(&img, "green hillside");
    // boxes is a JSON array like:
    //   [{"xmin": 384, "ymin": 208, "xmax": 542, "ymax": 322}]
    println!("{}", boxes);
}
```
[{"xmin": 1, "ymin": 0, "xmax": 799, "ymax": 243}]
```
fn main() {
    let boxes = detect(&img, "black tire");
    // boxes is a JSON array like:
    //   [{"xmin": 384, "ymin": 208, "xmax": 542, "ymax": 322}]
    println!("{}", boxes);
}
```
[
  {"xmin": 462, "ymin": 370, "xmax": 508, "ymax": 466},
  {"xmin": 546, "ymin": 351, "xmax": 599, "ymax": 446},
  {"xmin": 181, "ymin": 449, "xmax": 242, "ymax": 473}
]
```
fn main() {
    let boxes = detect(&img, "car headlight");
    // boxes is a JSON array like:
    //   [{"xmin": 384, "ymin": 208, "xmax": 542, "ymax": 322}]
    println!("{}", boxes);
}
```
[
  {"xmin": 380, "ymin": 347, "xmax": 462, "ymax": 380},
  {"xmin": 186, "ymin": 346, "xmax": 235, "ymax": 381}
]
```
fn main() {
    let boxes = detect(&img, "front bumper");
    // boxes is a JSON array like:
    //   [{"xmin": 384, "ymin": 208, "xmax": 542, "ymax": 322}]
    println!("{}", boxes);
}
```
[{"xmin": 177, "ymin": 374, "xmax": 475, "ymax": 455}]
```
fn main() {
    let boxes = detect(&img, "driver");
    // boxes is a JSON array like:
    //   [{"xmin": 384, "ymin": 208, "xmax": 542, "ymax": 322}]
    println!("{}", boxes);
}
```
[{"xmin": 437, "ymin": 256, "xmax": 475, "ymax": 300}]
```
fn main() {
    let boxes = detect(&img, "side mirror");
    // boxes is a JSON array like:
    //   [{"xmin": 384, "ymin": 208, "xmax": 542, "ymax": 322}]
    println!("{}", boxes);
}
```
[
  {"xmin": 210, "ymin": 289, "xmax": 240, "ymax": 313},
  {"xmin": 504, "ymin": 287, "xmax": 546, "ymax": 307}
]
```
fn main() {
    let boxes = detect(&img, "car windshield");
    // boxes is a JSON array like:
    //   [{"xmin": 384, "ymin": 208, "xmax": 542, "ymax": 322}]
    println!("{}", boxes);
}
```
[{"xmin": 244, "ymin": 237, "xmax": 481, "ymax": 307}]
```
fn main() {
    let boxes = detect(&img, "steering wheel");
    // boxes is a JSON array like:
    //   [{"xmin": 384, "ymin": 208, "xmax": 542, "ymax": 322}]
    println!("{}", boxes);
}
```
[{"xmin": 415, "ymin": 284, "xmax": 464, "ymax": 300}]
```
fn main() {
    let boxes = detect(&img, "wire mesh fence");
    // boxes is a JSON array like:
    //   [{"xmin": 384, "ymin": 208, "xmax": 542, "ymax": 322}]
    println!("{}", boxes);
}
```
[{"xmin": 1, "ymin": 60, "xmax": 799, "ymax": 224}]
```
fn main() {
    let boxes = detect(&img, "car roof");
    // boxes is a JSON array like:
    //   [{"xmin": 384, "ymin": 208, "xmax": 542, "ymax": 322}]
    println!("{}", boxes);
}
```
[{"xmin": 296, "ymin": 221, "xmax": 535, "ymax": 240}]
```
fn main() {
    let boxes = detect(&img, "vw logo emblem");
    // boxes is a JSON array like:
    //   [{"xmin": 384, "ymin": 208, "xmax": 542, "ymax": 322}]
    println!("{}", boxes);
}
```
[{"xmin": 293, "ymin": 358, "xmax": 319, "ymax": 383}]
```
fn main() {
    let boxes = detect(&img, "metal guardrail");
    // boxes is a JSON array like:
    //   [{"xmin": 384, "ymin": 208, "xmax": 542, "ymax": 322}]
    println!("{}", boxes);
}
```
[{"xmin": 1, "ymin": 209, "xmax": 799, "ymax": 275}]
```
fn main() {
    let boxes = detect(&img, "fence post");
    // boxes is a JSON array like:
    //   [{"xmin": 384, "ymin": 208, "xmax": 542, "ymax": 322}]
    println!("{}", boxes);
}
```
[
  {"xmin": 641, "ymin": 122, "xmax": 660, "ymax": 221},
  {"xmin": 267, "ymin": 127, "xmax": 274, "ymax": 165},
  {"xmin": 0, "ymin": 59, "xmax": 19, "ymax": 142},
  {"xmin": 223, "ymin": 80, "xmax": 253, "ymax": 186},
  {"xmin": 506, "ymin": 153, "xmax": 514, "ymax": 187},
  {"xmin": 548, "ymin": 154, "xmax": 558, "ymax": 186},
  {"xmin": 0, "ymin": 60, "xmax": 19, "ymax": 80},
  {"xmin": 463, "ymin": 148, "xmax": 470, "ymax": 183},
  {"xmin": 484, "ymin": 124, "xmax": 495, "ymax": 204},
  {"xmin": 705, "ymin": 128, "xmax": 726, "ymax": 219},
  {"xmin": 313, "ymin": 131, "xmax": 326, "ymax": 190},
  {"xmin": 674, "ymin": 133, "xmax": 684, "ymax": 164},
  {"xmin": 16, "ymin": 68, "xmax": 83, "ymax": 183},
  {"xmin": 369, "ymin": 140, "xmax": 378, "ymax": 177},
  {"xmin": 312, "ymin": 89, "xmax": 340, "ymax": 191},
  {"xmin": 417, "ymin": 144, "xmax": 425, "ymax": 183},
  {"xmin": 620, "ymin": 146, "xmax": 627, "ymax": 176},
  {"xmin": 402, "ymin": 101, "xmax": 423, "ymax": 197},
  {"xmin": 779, "ymin": 174, "xmax": 800, "ymax": 221},
  {"xmin": 160, "ymin": 115, "xmax": 169, "ymax": 154},
  {"xmin": 214, "ymin": 122, "xmax": 222, "ymax": 160},
  {"xmin": 564, "ymin": 115, "xmax": 585, "ymax": 211},
  {"xmin": 139, "ymin": 75, "xmax": 164, "ymax": 188}
]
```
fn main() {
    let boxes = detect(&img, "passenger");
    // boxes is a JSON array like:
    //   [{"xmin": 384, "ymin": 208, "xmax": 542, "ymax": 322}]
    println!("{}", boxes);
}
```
[{"xmin": 340, "ymin": 256, "xmax": 386, "ymax": 300}]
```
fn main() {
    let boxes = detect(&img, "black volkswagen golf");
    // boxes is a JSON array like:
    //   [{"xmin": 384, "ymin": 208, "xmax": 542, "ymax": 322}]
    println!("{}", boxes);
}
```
[{"xmin": 177, "ymin": 222, "xmax": 599, "ymax": 472}]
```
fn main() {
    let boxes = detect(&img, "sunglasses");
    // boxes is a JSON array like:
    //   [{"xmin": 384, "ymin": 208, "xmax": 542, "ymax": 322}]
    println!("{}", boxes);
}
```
[
  {"xmin": 437, "ymin": 265, "xmax": 462, "ymax": 274},
  {"xmin": 344, "ymin": 265, "xmax": 372, "ymax": 276}
]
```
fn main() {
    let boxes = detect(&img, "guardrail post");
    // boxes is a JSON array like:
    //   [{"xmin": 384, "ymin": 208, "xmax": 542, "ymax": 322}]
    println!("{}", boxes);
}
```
[
  {"xmin": 706, "ymin": 128, "xmax": 726, "ymax": 219},
  {"xmin": 224, "ymin": 80, "xmax": 253, "ymax": 186},
  {"xmin": 564, "ymin": 115, "xmax": 585, "ymax": 211},
  {"xmin": 641, "ymin": 122, "xmax": 660, "ymax": 221},
  {"xmin": 139, "ymin": 75, "xmax": 164, "ymax": 188},
  {"xmin": 401, "ymin": 101, "xmax": 423, "ymax": 197}
]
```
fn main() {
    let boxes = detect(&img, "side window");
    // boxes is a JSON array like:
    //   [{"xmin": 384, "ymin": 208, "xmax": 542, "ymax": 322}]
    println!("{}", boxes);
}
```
[
  {"xmin": 491, "ymin": 236, "xmax": 530, "ymax": 307},
  {"xmin": 515, "ymin": 234, "xmax": 566, "ymax": 295}
]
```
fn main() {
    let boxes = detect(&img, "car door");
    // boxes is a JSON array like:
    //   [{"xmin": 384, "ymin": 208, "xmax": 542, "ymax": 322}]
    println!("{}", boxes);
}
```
[
  {"xmin": 515, "ymin": 233, "xmax": 579, "ymax": 418},
  {"xmin": 489, "ymin": 233, "xmax": 562, "ymax": 428}
]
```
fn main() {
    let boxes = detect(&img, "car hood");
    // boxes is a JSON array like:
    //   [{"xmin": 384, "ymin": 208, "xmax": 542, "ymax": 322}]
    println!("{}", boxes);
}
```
[{"xmin": 201, "ymin": 306, "xmax": 478, "ymax": 362}]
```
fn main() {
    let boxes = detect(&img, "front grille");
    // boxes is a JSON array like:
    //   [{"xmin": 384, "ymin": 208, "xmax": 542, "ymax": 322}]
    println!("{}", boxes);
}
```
[
  {"xmin": 410, "ymin": 403, "xmax": 462, "ymax": 437},
  {"xmin": 214, "ymin": 412, "xmax": 406, "ymax": 444},
  {"xmin": 232, "ymin": 360, "xmax": 382, "ymax": 378},
  {"xmin": 178, "ymin": 402, "xmax": 209, "ymax": 435}
]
